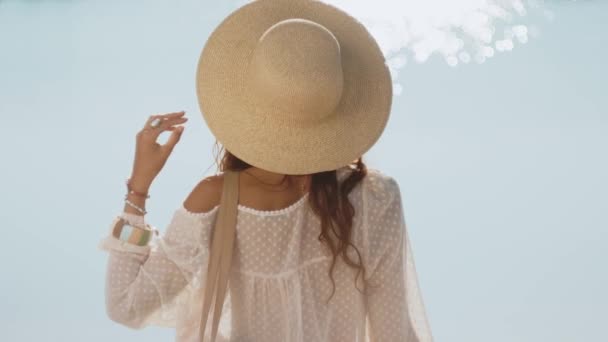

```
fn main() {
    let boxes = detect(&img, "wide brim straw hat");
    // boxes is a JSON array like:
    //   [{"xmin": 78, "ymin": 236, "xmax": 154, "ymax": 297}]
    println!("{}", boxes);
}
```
[{"xmin": 195, "ymin": 0, "xmax": 393, "ymax": 175}]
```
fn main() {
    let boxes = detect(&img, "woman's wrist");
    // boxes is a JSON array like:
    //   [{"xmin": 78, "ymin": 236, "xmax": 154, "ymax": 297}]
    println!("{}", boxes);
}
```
[
  {"xmin": 123, "ymin": 173, "xmax": 153, "ymax": 216},
  {"xmin": 128, "ymin": 176, "xmax": 153, "ymax": 194}
]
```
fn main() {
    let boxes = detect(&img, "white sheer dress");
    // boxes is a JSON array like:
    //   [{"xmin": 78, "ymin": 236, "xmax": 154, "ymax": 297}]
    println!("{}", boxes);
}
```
[{"xmin": 98, "ymin": 166, "xmax": 433, "ymax": 341}]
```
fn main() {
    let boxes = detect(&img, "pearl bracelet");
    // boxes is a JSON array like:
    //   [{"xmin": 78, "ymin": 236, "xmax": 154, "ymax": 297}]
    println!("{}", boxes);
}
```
[{"xmin": 124, "ymin": 196, "xmax": 147, "ymax": 215}]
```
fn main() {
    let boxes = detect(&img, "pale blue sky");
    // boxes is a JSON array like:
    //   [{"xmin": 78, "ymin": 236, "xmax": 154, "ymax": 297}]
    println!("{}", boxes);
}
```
[{"xmin": 0, "ymin": 0, "xmax": 606, "ymax": 341}]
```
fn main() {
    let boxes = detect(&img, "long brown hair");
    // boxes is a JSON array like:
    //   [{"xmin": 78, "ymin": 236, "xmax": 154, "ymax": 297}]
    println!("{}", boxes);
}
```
[{"xmin": 207, "ymin": 140, "xmax": 377, "ymax": 304}]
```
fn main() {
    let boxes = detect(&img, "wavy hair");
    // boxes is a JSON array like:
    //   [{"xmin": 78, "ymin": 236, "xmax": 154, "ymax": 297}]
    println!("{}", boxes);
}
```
[{"xmin": 207, "ymin": 140, "xmax": 378, "ymax": 304}]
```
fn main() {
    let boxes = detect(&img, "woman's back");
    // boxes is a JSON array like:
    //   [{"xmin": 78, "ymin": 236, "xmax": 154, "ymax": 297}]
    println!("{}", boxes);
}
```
[{"xmin": 98, "ymin": 166, "xmax": 433, "ymax": 341}]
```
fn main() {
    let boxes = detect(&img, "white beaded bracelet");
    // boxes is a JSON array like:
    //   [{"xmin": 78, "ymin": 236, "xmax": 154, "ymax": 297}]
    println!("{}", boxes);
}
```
[{"xmin": 124, "ymin": 197, "xmax": 147, "ymax": 215}]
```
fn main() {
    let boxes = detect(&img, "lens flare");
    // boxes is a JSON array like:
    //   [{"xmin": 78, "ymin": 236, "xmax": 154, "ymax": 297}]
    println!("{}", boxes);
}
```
[
  {"xmin": 242, "ymin": 0, "xmax": 545, "ymax": 93},
  {"xmin": 324, "ymin": 0, "xmax": 543, "ymax": 72}
]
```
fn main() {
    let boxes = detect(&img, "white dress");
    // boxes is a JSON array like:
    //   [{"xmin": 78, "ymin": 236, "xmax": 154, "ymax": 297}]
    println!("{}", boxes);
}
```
[{"xmin": 98, "ymin": 166, "xmax": 434, "ymax": 342}]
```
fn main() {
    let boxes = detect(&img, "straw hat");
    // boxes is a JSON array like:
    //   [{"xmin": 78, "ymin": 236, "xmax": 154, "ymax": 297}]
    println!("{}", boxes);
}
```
[{"xmin": 195, "ymin": 0, "xmax": 393, "ymax": 175}]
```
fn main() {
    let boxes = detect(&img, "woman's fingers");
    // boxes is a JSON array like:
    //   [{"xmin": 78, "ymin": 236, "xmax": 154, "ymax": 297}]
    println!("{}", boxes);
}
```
[
  {"xmin": 140, "ymin": 111, "xmax": 188, "ymax": 136},
  {"xmin": 156, "ymin": 116, "xmax": 188, "ymax": 130},
  {"xmin": 164, "ymin": 110, "xmax": 186, "ymax": 117},
  {"xmin": 160, "ymin": 125, "xmax": 185, "ymax": 155},
  {"xmin": 153, "ymin": 110, "xmax": 186, "ymax": 120}
]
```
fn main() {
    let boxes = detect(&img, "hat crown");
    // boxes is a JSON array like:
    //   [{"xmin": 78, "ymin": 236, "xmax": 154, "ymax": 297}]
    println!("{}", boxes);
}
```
[{"xmin": 245, "ymin": 18, "xmax": 344, "ymax": 125}]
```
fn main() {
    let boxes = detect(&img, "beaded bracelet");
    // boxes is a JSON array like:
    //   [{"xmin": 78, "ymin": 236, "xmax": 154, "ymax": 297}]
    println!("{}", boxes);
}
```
[
  {"xmin": 124, "ymin": 177, "xmax": 149, "ymax": 215},
  {"xmin": 125, "ymin": 178, "xmax": 150, "ymax": 199},
  {"xmin": 124, "ymin": 196, "xmax": 147, "ymax": 215}
]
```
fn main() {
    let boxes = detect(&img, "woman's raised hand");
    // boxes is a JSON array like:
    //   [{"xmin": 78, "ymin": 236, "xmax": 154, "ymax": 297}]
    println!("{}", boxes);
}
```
[{"xmin": 129, "ymin": 111, "xmax": 188, "ymax": 191}]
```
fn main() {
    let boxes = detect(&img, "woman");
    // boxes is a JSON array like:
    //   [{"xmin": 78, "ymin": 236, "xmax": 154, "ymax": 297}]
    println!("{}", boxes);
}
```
[{"xmin": 98, "ymin": 0, "xmax": 433, "ymax": 341}]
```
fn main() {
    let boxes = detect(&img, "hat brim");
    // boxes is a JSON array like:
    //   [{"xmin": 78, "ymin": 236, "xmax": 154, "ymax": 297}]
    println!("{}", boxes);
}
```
[{"xmin": 196, "ymin": 0, "xmax": 392, "ymax": 174}]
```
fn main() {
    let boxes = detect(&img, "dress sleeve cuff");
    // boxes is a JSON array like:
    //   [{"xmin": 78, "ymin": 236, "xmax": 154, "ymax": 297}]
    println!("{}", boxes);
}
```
[
  {"xmin": 121, "ymin": 211, "xmax": 146, "ymax": 228},
  {"xmin": 97, "ymin": 234, "xmax": 152, "ymax": 255}
]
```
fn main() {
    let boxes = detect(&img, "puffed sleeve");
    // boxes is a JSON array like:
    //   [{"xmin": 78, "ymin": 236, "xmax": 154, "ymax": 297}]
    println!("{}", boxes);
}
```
[
  {"xmin": 97, "ymin": 204, "xmax": 220, "ymax": 329},
  {"xmin": 362, "ymin": 170, "xmax": 434, "ymax": 342}
]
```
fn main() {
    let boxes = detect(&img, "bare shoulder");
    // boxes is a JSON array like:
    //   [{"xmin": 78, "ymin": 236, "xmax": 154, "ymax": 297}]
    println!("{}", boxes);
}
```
[{"xmin": 182, "ymin": 174, "xmax": 224, "ymax": 213}]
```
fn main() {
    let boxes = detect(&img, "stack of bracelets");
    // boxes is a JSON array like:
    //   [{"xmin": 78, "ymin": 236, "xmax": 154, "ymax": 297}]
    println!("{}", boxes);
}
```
[{"xmin": 109, "ymin": 178, "xmax": 159, "ymax": 246}]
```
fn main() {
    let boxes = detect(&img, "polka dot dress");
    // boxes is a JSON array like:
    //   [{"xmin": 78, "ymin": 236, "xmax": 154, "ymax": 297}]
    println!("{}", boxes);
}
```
[{"xmin": 98, "ymin": 167, "xmax": 433, "ymax": 342}]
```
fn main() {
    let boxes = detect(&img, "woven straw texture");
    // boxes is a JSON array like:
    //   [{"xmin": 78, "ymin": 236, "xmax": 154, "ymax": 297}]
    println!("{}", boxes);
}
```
[{"xmin": 196, "ymin": 0, "xmax": 393, "ymax": 174}]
